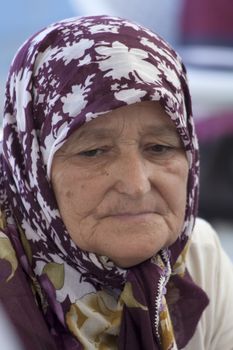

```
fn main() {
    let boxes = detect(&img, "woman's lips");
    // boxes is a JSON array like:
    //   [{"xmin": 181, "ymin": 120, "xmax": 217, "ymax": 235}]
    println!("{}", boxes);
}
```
[{"xmin": 103, "ymin": 212, "xmax": 156, "ymax": 222}]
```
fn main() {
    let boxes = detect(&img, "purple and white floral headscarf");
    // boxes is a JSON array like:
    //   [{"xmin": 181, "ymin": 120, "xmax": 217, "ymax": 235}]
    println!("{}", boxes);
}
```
[{"xmin": 0, "ymin": 15, "xmax": 208, "ymax": 349}]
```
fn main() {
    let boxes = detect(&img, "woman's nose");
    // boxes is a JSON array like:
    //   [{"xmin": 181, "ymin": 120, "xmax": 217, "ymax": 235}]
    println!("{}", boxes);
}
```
[{"xmin": 113, "ymin": 151, "xmax": 152, "ymax": 198}]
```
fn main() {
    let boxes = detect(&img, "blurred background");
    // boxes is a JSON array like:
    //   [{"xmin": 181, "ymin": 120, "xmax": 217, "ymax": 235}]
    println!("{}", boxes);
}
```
[{"xmin": 0, "ymin": 0, "xmax": 233, "ymax": 260}]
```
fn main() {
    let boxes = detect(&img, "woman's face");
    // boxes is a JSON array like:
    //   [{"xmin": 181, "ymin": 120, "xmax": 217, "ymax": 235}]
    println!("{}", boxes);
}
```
[{"xmin": 51, "ymin": 101, "xmax": 189, "ymax": 267}]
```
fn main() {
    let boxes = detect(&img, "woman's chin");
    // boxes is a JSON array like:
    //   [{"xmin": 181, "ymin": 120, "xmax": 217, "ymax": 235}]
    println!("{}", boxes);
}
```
[{"xmin": 110, "ymin": 252, "xmax": 155, "ymax": 268}]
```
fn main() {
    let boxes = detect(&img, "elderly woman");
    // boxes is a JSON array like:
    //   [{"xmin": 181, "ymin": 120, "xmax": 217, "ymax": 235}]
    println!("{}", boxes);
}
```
[{"xmin": 0, "ymin": 15, "xmax": 233, "ymax": 350}]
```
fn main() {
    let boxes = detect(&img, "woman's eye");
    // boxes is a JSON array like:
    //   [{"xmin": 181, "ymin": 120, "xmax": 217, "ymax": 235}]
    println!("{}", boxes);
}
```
[
  {"xmin": 79, "ymin": 148, "xmax": 106, "ymax": 157},
  {"xmin": 149, "ymin": 144, "xmax": 172, "ymax": 153},
  {"xmin": 150, "ymin": 145, "xmax": 171, "ymax": 153}
]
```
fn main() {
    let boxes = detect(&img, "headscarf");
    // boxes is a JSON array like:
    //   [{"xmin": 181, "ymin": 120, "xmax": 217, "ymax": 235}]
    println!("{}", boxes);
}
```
[{"xmin": 0, "ymin": 15, "xmax": 208, "ymax": 349}]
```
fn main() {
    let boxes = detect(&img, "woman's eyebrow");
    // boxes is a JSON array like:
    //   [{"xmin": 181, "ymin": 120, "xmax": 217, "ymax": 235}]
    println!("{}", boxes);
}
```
[
  {"xmin": 141, "ymin": 124, "xmax": 180, "ymax": 139},
  {"xmin": 145, "ymin": 124, "xmax": 177, "ymax": 135}
]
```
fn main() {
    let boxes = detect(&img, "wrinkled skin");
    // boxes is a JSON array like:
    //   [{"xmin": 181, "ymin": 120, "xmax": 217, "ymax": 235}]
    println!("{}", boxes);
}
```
[{"xmin": 51, "ymin": 101, "xmax": 188, "ymax": 267}]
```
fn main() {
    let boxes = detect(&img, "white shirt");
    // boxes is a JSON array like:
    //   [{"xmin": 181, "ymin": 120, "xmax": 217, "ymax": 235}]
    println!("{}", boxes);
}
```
[{"xmin": 184, "ymin": 218, "xmax": 233, "ymax": 350}]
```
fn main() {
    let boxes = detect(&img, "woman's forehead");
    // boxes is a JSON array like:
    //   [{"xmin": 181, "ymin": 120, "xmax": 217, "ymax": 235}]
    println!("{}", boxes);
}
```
[{"xmin": 62, "ymin": 101, "xmax": 179, "ymax": 146}]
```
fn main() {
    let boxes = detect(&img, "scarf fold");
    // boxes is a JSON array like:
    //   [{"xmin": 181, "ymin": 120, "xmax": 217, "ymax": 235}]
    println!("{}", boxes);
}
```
[{"xmin": 0, "ymin": 15, "xmax": 208, "ymax": 349}]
